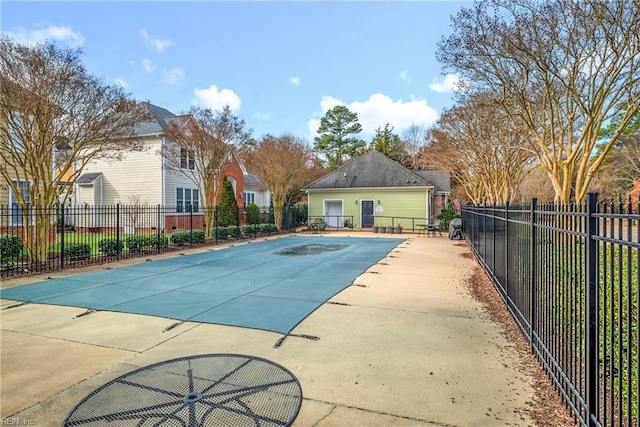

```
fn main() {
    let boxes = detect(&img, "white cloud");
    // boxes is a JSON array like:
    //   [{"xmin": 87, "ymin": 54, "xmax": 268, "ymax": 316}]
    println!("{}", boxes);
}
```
[
  {"xmin": 162, "ymin": 67, "xmax": 184, "ymax": 84},
  {"xmin": 399, "ymin": 70, "xmax": 410, "ymax": 84},
  {"xmin": 308, "ymin": 93, "xmax": 439, "ymax": 139},
  {"xmin": 429, "ymin": 73, "xmax": 461, "ymax": 93},
  {"xmin": 192, "ymin": 85, "xmax": 241, "ymax": 111},
  {"xmin": 319, "ymin": 95, "xmax": 342, "ymax": 112},
  {"xmin": 140, "ymin": 29, "xmax": 174, "ymax": 53},
  {"xmin": 114, "ymin": 78, "xmax": 128, "ymax": 89},
  {"xmin": 141, "ymin": 58, "xmax": 154, "ymax": 72},
  {"xmin": 290, "ymin": 77, "xmax": 300, "ymax": 86},
  {"xmin": 308, "ymin": 119, "xmax": 321, "ymax": 137},
  {"xmin": 254, "ymin": 112, "xmax": 270, "ymax": 120},
  {"xmin": 5, "ymin": 25, "xmax": 84, "ymax": 47}
]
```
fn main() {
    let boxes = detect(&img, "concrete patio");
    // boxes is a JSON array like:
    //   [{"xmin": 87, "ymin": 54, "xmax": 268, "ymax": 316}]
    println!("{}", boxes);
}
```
[{"xmin": 1, "ymin": 232, "xmax": 536, "ymax": 426}]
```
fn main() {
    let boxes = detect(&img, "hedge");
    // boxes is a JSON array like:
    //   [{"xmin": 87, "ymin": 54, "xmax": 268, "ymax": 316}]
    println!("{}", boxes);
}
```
[
  {"xmin": 241, "ymin": 224, "xmax": 258, "ymax": 238},
  {"xmin": 64, "ymin": 243, "xmax": 92, "ymax": 261},
  {"xmin": 0, "ymin": 235, "xmax": 23, "ymax": 267},
  {"xmin": 259, "ymin": 223, "xmax": 277, "ymax": 233},
  {"xmin": 126, "ymin": 234, "xmax": 168, "ymax": 252},
  {"xmin": 170, "ymin": 230, "xmax": 206, "ymax": 245},
  {"xmin": 98, "ymin": 239, "xmax": 124, "ymax": 256},
  {"xmin": 245, "ymin": 203, "xmax": 261, "ymax": 224},
  {"xmin": 227, "ymin": 226, "xmax": 242, "ymax": 239},
  {"xmin": 212, "ymin": 227, "xmax": 229, "ymax": 240}
]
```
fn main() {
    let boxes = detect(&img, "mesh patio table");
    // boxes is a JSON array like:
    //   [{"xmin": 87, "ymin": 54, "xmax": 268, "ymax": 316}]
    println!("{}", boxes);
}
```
[{"xmin": 63, "ymin": 354, "xmax": 303, "ymax": 427}]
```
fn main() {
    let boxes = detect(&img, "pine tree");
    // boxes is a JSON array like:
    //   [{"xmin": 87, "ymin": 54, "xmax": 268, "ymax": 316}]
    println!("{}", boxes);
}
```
[{"xmin": 217, "ymin": 177, "xmax": 238, "ymax": 227}]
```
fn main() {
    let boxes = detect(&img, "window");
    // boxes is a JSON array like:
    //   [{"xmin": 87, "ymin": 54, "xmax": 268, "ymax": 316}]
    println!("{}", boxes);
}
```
[
  {"xmin": 10, "ymin": 179, "xmax": 31, "ymax": 225},
  {"xmin": 192, "ymin": 189, "xmax": 199, "ymax": 212},
  {"xmin": 176, "ymin": 188, "xmax": 183, "ymax": 212},
  {"xmin": 180, "ymin": 149, "xmax": 195, "ymax": 170},
  {"xmin": 176, "ymin": 188, "xmax": 199, "ymax": 213},
  {"xmin": 243, "ymin": 192, "xmax": 255, "ymax": 205}
]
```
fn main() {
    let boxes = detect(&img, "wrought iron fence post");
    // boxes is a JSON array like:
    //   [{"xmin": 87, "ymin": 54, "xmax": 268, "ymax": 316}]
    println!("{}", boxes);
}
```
[
  {"xmin": 585, "ymin": 192, "xmax": 599, "ymax": 426},
  {"xmin": 116, "ymin": 204, "xmax": 120, "ymax": 257},
  {"xmin": 530, "ymin": 198, "xmax": 537, "ymax": 348},
  {"xmin": 157, "ymin": 205, "xmax": 162, "ymax": 253},
  {"xmin": 482, "ymin": 204, "xmax": 486, "ymax": 267},
  {"xmin": 505, "ymin": 202, "xmax": 509, "ymax": 302},
  {"xmin": 60, "ymin": 205, "xmax": 65, "ymax": 270},
  {"xmin": 492, "ymin": 203, "xmax": 496, "ymax": 277}
]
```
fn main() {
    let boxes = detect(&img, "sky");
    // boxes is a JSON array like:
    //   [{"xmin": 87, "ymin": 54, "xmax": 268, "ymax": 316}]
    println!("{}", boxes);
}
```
[{"xmin": 1, "ymin": 1, "xmax": 468, "ymax": 142}]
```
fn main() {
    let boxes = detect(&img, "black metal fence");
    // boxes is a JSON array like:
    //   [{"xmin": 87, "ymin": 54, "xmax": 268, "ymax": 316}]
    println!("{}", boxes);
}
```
[
  {"xmin": 462, "ymin": 192, "xmax": 640, "ymax": 427},
  {"xmin": 0, "ymin": 204, "xmax": 301, "ymax": 279}
]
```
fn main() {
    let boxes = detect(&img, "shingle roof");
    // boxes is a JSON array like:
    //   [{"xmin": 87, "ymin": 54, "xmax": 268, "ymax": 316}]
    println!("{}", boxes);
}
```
[
  {"xmin": 75, "ymin": 172, "xmax": 102, "ymax": 185},
  {"xmin": 304, "ymin": 150, "xmax": 434, "ymax": 190},
  {"xmin": 133, "ymin": 103, "xmax": 177, "ymax": 136},
  {"xmin": 414, "ymin": 170, "xmax": 451, "ymax": 193},
  {"xmin": 244, "ymin": 173, "xmax": 267, "ymax": 191}
]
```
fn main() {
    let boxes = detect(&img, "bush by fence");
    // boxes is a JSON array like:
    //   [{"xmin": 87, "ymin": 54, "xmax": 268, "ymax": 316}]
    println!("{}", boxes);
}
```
[
  {"xmin": 63, "ymin": 243, "xmax": 92, "ymax": 261},
  {"xmin": 0, "ymin": 235, "xmax": 23, "ymax": 267},
  {"xmin": 98, "ymin": 238, "xmax": 124, "ymax": 256},
  {"xmin": 170, "ymin": 230, "xmax": 206, "ymax": 245},
  {"xmin": 0, "ymin": 204, "xmax": 299, "ymax": 278}
]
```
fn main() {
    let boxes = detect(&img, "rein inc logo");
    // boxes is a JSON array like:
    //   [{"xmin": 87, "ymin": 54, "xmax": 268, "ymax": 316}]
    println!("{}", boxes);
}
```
[{"xmin": 0, "ymin": 419, "xmax": 35, "ymax": 425}]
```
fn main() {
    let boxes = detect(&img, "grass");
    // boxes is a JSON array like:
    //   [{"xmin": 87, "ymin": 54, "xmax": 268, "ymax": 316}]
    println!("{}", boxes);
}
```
[{"xmin": 50, "ymin": 231, "xmax": 118, "ymax": 255}]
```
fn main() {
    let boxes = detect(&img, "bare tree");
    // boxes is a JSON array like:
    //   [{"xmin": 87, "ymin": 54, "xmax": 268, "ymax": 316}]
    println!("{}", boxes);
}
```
[
  {"xmin": 162, "ymin": 105, "xmax": 252, "ymax": 236},
  {"xmin": 517, "ymin": 165, "xmax": 557, "ymax": 203},
  {"xmin": 242, "ymin": 135, "xmax": 320, "ymax": 229},
  {"xmin": 122, "ymin": 194, "xmax": 148, "ymax": 234},
  {"xmin": 422, "ymin": 93, "xmax": 534, "ymax": 204},
  {"xmin": 0, "ymin": 36, "xmax": 149, "ymax": 263},
  {"xmin": 437, "ymin": 0, "xmax": 640, "ymax": 203},
  {"xmin": 401, "ymin": 123, "xmax": 427, "ymax": 169},
  {"xmin": 591, "ymin": 137, "xmax": 640, "ymax": 200}
]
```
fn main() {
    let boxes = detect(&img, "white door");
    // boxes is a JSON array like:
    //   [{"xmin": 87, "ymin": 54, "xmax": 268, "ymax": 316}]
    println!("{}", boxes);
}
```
[{"xmin": 324, "ymin": 200, "xmax": 343, "ymax": 227}]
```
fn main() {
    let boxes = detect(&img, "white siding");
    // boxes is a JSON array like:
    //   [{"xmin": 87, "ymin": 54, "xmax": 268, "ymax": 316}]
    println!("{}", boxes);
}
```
[
  {"xmin": 76, "ymin": 137, "xmax": 201, "ymax": 212},
  {"xmin": 80, "ymin": 137, "xmax": 164, "ymax": 205},
  {"xmin": 253, "ymin": 190, "xmax": 271, "ymax": 210},
  {"xmin": 164, "ymin": 167, "xmax": 198, "ymax": 209}
]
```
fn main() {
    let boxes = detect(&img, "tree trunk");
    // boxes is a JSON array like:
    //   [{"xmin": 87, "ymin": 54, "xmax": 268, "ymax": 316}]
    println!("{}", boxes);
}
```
[
  {"xmin": 35, "ymin": 211, "xmax": 51, "ymax": 264},
  {"xmin": 272, "ymin": 194, "xmax": 286, "ymax": 231}
]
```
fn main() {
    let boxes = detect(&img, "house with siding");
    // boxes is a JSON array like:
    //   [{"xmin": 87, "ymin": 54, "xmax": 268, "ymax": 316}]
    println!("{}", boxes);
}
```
[
  {"xmin": 0, "ymin": 160, "xmax": 30, "ymax": 229},
  {"xmin": 303, "ymin": 149, "xmax": 450, "ymax": 230},
  {"xmin": 242, "ymin": 173, "xmax": 271, "ymax": 212},
  {"xmin": 74, "ymin": 102, "xmax": 269, "ymax": 231}
]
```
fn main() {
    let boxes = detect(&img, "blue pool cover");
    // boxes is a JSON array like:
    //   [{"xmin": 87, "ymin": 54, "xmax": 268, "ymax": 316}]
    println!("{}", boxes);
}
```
[{"xmin": 1, "ymin": 236, "xmax": 404, "ymax": 334}]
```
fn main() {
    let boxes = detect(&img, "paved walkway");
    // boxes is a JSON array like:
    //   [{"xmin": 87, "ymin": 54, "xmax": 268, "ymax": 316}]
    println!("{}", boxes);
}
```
[{"xmin": 1, "ymin": 232, "xmax": 536, "ymax": 426}]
